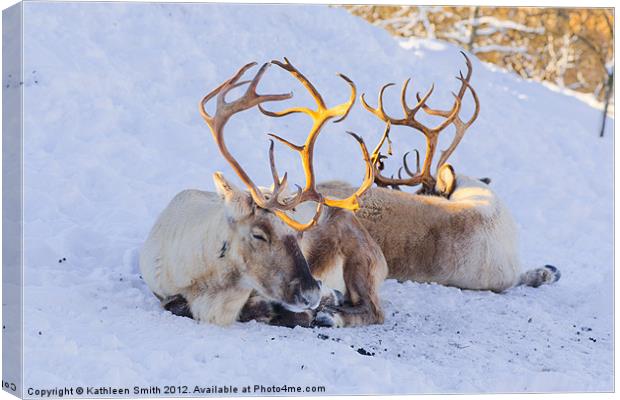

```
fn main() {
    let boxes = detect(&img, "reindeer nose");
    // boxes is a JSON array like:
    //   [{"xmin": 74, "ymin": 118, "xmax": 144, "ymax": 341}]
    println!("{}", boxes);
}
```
[
  {"xmin": 289, "ymin": 276, "xmax": 322, "ymax": 309},
  {"xmin": 297, "ymin": 282, "xmax": 321, "ymax": 310}
]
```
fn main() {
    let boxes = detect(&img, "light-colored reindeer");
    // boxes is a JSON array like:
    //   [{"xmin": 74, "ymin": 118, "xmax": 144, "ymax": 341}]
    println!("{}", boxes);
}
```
[
  {"xmin": 139, "ymin": 61, "xmax": 387, "ymax": 328},
  {"xmin": 320, "ymin": 52, "xmax": 560, "ymax": 292}
]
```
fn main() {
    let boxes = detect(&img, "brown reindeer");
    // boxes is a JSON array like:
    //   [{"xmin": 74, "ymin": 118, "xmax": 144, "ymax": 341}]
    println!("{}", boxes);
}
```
[
  {"xmin": 319, "ymin": 52, "xmax": 560, "ymax": 292},
  {"xmin": 140, "ymin": 60, "xmax": 387, "ymax": 328}
]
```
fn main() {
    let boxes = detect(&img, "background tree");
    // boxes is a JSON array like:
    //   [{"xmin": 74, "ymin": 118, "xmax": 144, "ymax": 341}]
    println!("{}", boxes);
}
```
[{"xmin": 345, "ymin": 6, "xmax": 614, "ymax": 137}]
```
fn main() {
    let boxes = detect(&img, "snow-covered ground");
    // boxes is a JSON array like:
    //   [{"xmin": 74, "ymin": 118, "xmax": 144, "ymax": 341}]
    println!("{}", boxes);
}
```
[{"xmin": 13, "ymin": 2, "xmax": 613, "ymax": 394}]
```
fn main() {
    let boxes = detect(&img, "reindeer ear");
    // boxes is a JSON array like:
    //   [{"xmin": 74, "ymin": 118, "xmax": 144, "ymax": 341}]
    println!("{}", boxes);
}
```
[
  {"xmin": 435, "ymin": 164, "xmax": 456, "ymax": 198},
  {"xmin": 213, "ymin": 172, "xmax": 253, "ymax": 221}
]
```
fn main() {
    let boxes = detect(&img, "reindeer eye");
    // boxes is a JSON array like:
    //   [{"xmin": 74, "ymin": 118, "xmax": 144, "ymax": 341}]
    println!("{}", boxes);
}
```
[
  {"xmin": 252, "ymin": 233, "xmax": 267, "ymax": 242},
  {"xmin": 250, "ymin": 227, "xmax": 269, "ymax": 242}
]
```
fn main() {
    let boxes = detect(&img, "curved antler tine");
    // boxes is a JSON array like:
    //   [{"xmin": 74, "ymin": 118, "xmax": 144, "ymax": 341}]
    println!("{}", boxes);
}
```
[
  {"xmin": 257, "ymin": 92, "xmax": 294, "ymax": 103},
  {"xmin": 268, "ymin": 139, "xmax": 280, "ymax": 185},
  {"xmin": 199, "ymin": 93, "xmax": 216, "ymax": 123},
  {"xmin": 246, "ymin": 62, "xmax": 271, "ymax": 94},
  {"xmin": 243, "ymin": 62, "xmax": 293, "ymax": 104},
  {"xmin": 267, "ymin": 133, "xmax": 304, "ymax": 152},
  {"xmin": 282, "ymin": 183, "xmax": 303, "ymax": 207},
  {"xmin": 460, "ymin": 51, "xmax": 473, "ymax": 83},
  {"xmin": 378, "ymin": 83, "xmax": 396, "ymax": 117},
  {"xmin": 360, "ymin": 92, "xmax": 374, "ymax": 113},
  {"xmin": 217, "ymin": 80, "xmax": 252, "ymax": 107},
  {"xmin": 412, "ymin": 84, "xmax": 435, "ymax": 114},
  {"xmin": 232, "ymin": 61, "xmax": 259, "ymax": 82},
  {"xmin": 461, "ymin": 77, "xmax": 480, "ymax": 127},
  {"xmin": 345, "ymin": 131, "xmax": 372, "ymax": 172},
  {"xmin": 418, "ymin": 74, "xmax": 472, "ymax": 118},
  {"xmin": 227, "ymin": 79, "xmax": 252, "ymax": 92},
  {"xmin": 200, "ymin": 71, "xmax": 249, "ymax": 122},
  {"xmin": 450, "ymin": 52, "xmax": 473, "ymax": 99},
  {"xmin": 266, "ymin": 146, "xmax": 297, "ymax": 210},
  {"xmin": 259, "ymin": 104, "xmax": 313, "ymax": 118},
  {"xmin": 332, "ymin": 73, "xmax": 357, "ymax": 123},
  {"xmin": 279, "ymin": 172, "xmax": 289, "ymax": 191},
  {"xmin": 370, "ymin": 122, "xmax": 391, "ymax": 164},
  {"xmin": 274, "ymin": 200, "xmax": 324, "ymax": 231},
  {"xmin": 323, "ymin": 131, "xmax": 374, "ymax": 211},
  {"xmin": 416, "ymin": 89, "xmax": 449, "ymax": 117},
  {"xmin": 271, "ymin": 174, "xmax": 293, "ymax": 208},
  {"xmin": 430, "ymin": 92, "xmax": 461, "ymax": 133},
  {"xmin": 216, "ymin": 62, "xmax": 260, "ymax": 106},
  {"xmin": 401, "ymin": 78, "xmax": 412, "ymax": 114},
  {"xmin": 360, "ymin": 83, "xmax": 396, "ymax": 121},
  {"xmin": 346, "ymin": 131, "xmax": 374, "ymax": 178},
  {"xmin": 402, "ymin": 151, "xmax": 418, "ymax": 177},
  {"xmin": 271, "ymin": 57, "xmax": 327, "ymax": 110},
  {"xmin": 397, "ymin": 167, "xmax": 404, "ymax": 180},
  {"xmin": 435, "ymin": 82, "xmax": 479, "ymax": 169}
]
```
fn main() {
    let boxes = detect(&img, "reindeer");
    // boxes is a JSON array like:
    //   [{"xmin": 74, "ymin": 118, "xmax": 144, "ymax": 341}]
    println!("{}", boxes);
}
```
[
  {"xmin": 319, "ymin": 52, "xmax": 560, "ymax": 292},
  {"xmin": 139, "ymin": 60, "xmax": 388, "ymax": 328}
]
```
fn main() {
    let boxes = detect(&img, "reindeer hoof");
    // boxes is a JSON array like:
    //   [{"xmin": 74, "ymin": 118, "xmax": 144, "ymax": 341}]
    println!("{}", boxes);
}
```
[
  {"xmin": 544, "ymin": 265, "xmax": 561, "ymax": 282},
  {"xmin": 162, "ymin": 294, "xmax": 193, "ymax": 319},
  {"xmin": 313, "ymin": 311, "xmax": 335, "ymax": 327},
  {"xmin": 521, "ymin": 265, "xmax": 561, "ymax": 287},
  {"xmin": 312, "ymin": 311, "xmax": 334, "ymax": 328},
  {"xmin": 313, "ymin": 308, "xmax": 345, "ymax": 328}
]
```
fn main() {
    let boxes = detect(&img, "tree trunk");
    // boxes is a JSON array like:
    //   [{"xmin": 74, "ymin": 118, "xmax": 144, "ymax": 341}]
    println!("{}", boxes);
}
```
[
  {"xmin": 466, "ymin": 6, "xmax": 480, "ymax": 52},
  {"xmin": 600, "ymin": 69, "xmax": 614, "ymax": 137}
]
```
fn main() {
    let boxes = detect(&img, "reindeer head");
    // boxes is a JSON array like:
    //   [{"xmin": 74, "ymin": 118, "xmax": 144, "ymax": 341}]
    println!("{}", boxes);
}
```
[
  {"xmin": 199, "ymin": 60, "xmax": 376, "ymax": 311},
  {"xmin": 361, "ymin": 51, "xmax": 480, "ymax": 198},
  {"xmin": 210, "ymin": 172, "xmax": 319, "ymax": 311}
]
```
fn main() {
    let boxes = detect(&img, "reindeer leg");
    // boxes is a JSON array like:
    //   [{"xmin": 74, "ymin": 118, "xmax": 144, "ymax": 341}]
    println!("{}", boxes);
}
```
[
  {"xmin": 240, "ymin": 289, "xmax": 345, "ymax": 328},
  {"xmin": 314, "ymin": 301, "xmax": 381, "ymax": 328},
  {"xmin": 238, "ymin": 292, "xmax": 276, "ymax": 324},
  {"xmin": 238, "ymin": 292, "xmax": 315, "ymax": 328},
  {"xmin": 313, "ymin": 215, "xmax": 387, "ymax": 328},
  {"xmin": 269, "ymin": 304, "xmax": 314, "ymax": 328},
  {"xmin": 313, "ymin": 277, "xmax": 384, "ymax": 328},
  {"xmin": 161, "ymin": 294, "xmax": 194, "ymax": 319}
]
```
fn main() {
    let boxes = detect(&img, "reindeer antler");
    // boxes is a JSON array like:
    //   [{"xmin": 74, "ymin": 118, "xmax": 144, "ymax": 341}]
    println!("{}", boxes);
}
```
[
  {"xmin": 420, "ymin": 52, "xmax": 480, "ymax": 169},
  {"xmin": 361, "ymin": 52, "xmax": 478, "ymax": 193},
  {"xmin": 199, "ymin": 62, "xmax": 315, "ymax": 219},
  {"xmin": 200, "ymin": 61, "xmax": 376, "ymax": 231},
  {"xmin": 259, "ymin": 58, "xmax": 374, "ymax": 213}
]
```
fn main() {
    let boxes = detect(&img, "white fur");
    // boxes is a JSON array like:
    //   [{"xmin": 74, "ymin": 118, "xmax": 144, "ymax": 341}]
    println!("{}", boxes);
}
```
[
  {"xmin": 443, "ymin": 175, "xmax": 521, "ymax": 291},
  {"xmin": 319, "ymin": 173, "xmax": 526, "ymax": 293},
  {"xmin": 140, "ymin": 189, "xmax": 226, "ymax": 298}
]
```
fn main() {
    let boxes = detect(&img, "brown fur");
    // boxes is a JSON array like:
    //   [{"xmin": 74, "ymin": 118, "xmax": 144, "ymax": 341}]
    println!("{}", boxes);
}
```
[
  {"xmin": 302, "ymin": 208, "xmax": 387, "ymax": 326},
  {"xmin": 318, "ymin": 179, "xmax": 522, "ymax": 292},
  {"xmin": 240, "ymin": 206, "xmax": 388, "ymax": 328},
  {"xmin": 141, "ymin": 176, "xmax": 388, "ymax": 328}
]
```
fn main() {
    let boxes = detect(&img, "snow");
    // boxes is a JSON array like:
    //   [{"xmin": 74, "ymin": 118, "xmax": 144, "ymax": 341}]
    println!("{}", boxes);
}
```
[
  {"xmin": 444, "ymin": 15, "xmax": 545, "ymax": 46},
  {"xmin": 467, "ymin": 16, "xmax": 545, "ymax": 35},
  {"xmin": 12, "ymin": 2, "xmax": 613, "ymax": 395},
  {"xmin": 471, "ymin": 44, "xmax": 530, "ymax": 57}
]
